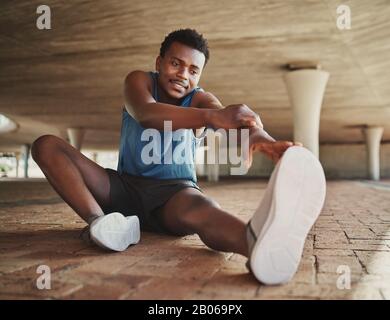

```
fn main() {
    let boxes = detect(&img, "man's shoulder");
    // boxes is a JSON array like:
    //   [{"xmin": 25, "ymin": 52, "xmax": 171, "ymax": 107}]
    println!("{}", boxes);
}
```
[
  {"xmin": 125, "ymin": 70, "xmax": 152, "ymax": 92},
  {"xmin": 125, "ymin": 70, "xmax": 153, "ymax": 86},
  {"xmin": 191, "ymin": 90, "xmax": 223, "ymax": 109},
  {"xmin": 191, "ymin": 90, "xmax": 213, "ymax": 104}
]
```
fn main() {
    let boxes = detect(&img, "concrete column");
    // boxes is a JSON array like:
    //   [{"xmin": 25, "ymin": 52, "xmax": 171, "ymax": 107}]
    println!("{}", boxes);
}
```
[
  {"xmin": 91, "ymin": 152, "xmax": 98, "ymax": 163},
  {"xmin": 195, "ymin": 146, "xmax": 207, "ymax": 176},
  {"xmin": 15, "ymin": 152, "xmax": 20, "ymax": 178},
  {"xmin": 67, "ymin": 128, "xmax": 85, "ymax": 150},
  {"xmin": 284, "ymin": 69, "xmax": 329, "ymax": 158},
  {"xmin": 206, "ymin": 131, "xmax": 221, "ymax": 182},
  {"xmin": 20, "ymin": 144, "xmax": 31, "ymax": 178},
  {"xmin": 207, "ymin": 164, "xmax": 219, "ymax": 182},
  {"xmin": 363, "ymin": 126, "xmax": 384, "ymax": 181}
]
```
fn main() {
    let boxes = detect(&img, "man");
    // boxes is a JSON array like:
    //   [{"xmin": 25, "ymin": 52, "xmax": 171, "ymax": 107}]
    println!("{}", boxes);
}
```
[{"xmin": 32, "ymin": 29, "xmax": 326, "ymax": 285}]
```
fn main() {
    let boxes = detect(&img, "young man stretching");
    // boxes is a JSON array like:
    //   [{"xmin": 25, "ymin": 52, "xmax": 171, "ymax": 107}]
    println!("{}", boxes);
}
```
[{"xmin": 32, "ymin": 29, "xmax": 326, "ymax": 285}]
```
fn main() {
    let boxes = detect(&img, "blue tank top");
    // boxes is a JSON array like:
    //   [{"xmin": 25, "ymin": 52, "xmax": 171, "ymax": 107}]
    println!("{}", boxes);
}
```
[{"xmin": 117, "ymin": 72, "xmax": 204, "ymax": 183}]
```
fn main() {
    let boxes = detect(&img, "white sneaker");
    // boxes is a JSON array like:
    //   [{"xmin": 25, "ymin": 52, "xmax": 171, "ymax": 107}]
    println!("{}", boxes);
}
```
[
  {"xmin": 247, "ymin": 146, "xmax": 326, "ymax": 285},
  {"xmin": 89, "ymin": 212, "xmax": 140, "ymax": 252}
]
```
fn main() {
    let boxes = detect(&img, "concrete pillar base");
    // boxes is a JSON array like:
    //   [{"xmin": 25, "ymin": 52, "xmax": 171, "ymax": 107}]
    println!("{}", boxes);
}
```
[
  {"xmin": 15, "ymin": 152, "xmax": 20, "ymax": 178},
  {"xmin": 20, "ymin": 144, "xmax": 31, "ymax": 178},
  {"xmin": 67, "ymin": 128, "xmax": 85, "ymax": 150},
  {"xmin": 284, "ymin": 69, "xmax": 329, "ymax": 158},
  {"xmin": 363, "ymin": 126, "xmax": 384, "ymax": 181},
  {"xmin": 206, "ymin": 131, "xmax": 221, "ymax": 182}
]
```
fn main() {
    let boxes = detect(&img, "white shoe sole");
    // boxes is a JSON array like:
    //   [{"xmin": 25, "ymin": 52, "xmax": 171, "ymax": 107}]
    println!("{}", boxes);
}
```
[
  {"xmin": 90, "ymin": 212, "xmax": 140, "ymax": 252},
  {"xmin": 249, "ymin": 146, "xmax": 326, "ymax": 285}
]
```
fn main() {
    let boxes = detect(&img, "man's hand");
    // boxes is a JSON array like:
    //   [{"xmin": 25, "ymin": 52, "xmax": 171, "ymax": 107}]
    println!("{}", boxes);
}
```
[
  {"xmin": 242, "ymin": 126, "xmax": 303, "ymax": 168},
  {"xmin": 208, "ymin": 104, "xmax": 263, "ymax": 129}
]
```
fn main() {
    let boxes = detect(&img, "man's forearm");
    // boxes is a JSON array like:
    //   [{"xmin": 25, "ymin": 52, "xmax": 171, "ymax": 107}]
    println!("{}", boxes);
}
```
[
  {"xmin": 249, "ymin": 126, "xmax": 276, "ymax": 143},
  {"xmin": 235, "ymin": 126, "xmax": 275, "ymax": 147},
  {"xmin": 127, "ymin": 102, "xmax": 216, "ymax": 131}
]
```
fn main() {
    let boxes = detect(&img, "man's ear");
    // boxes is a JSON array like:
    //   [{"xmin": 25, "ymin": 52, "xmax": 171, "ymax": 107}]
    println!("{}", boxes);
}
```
[{"xmin": 155, "ymin": 56, "xmax": 161, "ymax": 72}]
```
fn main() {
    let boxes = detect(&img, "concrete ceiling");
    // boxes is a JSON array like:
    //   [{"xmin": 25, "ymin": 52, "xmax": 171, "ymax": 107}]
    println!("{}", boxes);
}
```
[{"xmin": 1, "ymin": 0, "xmax": 389, "ymax": 151}]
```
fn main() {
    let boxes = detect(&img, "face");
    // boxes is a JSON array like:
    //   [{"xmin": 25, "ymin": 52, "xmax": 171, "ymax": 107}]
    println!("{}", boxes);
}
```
[{"xmin": 155, "ymin": 41, "xmax": 206, "ymax": 102}]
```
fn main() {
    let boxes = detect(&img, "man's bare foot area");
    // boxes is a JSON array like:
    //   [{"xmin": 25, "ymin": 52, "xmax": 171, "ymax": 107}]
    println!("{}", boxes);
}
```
[
  {"xmin": 243, "ymin": 127, "xmax": 303, "ymax": 168},
  {"xmin": 253, "ymin": 140, "xmax": 302, "ymax": 162}
]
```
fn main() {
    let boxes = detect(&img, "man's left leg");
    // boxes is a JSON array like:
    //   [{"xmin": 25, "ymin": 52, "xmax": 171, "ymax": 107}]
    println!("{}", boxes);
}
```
[{"xmin": 158, "ymin": 188, "xmax": 249, "ymax": 257}]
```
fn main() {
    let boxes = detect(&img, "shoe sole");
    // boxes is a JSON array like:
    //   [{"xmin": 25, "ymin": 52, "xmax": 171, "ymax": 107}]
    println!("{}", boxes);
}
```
[
  {"xmin": 250, "ymin": 147, "xmax": 326, "ymax": 285},
  {"xmin": 90, "ymin": 213, "xmax": 140, "ymax": 252}
]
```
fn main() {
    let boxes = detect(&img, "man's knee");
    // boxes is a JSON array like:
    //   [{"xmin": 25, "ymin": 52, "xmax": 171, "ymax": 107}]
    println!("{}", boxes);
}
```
[
  {"xmin": 178, "ymin": 196, "xmax": 221, "ymax": 231},
  {"xmin": 31, "ymin": 134, "xmax": 61, "ymax": 163}
]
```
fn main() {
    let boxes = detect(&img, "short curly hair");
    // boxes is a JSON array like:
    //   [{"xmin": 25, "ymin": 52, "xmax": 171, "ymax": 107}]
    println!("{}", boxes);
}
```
[{"xmin": 159, "ymin": 29, "xmax": 210, "ymax": 65}]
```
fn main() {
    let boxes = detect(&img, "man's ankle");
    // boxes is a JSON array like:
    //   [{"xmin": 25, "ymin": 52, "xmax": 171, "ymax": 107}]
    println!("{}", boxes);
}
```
[{"xmin": 87, "ymin": 215, "xmax": 101, "ymax": 225}]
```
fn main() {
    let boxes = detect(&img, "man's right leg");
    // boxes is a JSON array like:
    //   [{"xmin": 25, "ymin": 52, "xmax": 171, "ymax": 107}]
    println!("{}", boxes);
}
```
[
  {"xmin": 31, "ymin": 135, "xmax": 140, "ymax": 251},
  {"xmin": 31, "ymin": 134, "xmax": 110, "ymax": 223}
]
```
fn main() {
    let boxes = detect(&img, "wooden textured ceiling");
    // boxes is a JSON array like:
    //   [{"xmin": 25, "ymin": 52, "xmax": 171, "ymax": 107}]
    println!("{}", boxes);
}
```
[{"xmin": 0, "ymin": 0, "xmax": 389, "ymax": 151}]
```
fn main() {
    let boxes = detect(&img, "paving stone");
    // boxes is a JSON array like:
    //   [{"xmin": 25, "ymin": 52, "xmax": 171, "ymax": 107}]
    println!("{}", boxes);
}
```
[
  {"xmin": 313, "ymin": 248, "xmax": 355, "ymax": 256},
  {"xmin": 368, "ymin": 224, "xmax": 390, "ymax": 236},
  {"xmin": 0, "ymin": 271, "xmax": 83, "ymax": 299},
  {"xmin": 316, "ymin": 272, "xmax": 362, "ymax": 286},
  {"xmin": 316, "ymin": 255, "xmax": 363, "ymax": 274},
  {"xmin": 314, "ymin": 230, "xmax": 349, "ymax": 244},
  {"xmin": 358, "ymin": 216, "xmax": 384, "ymax": 224},
  {"xmin": 350, "ymin": 239, "xmax": 390, "ymax": 246},
  {"xmin": 347, "ymin": 287, "xmax": 384, "ymax": 300},
  {"xmin": 0, "ymin": 256, "xmax": 44, "ymax": 274},
  {"xmin": 126, "ymin": 276, "xmax": 203, "ymax": 299},
  {"xmin": 63, "ymin": 274, "xmax": 152, "ymax": 299},
  {"xmin": 314, "ymin": 242, "xmax": 389, "ymax": 251},
  {"xmin": 355, "ymin": 251, "xmax": 390, "ymax": 275},
  {"xmin": 344, "ymin": 228, "xmax": 377, "ymax": 239},
  {"xmin": 189, "ymin": 268, "xmax": 259, "ymax": 299},
  {"xmin": 289, "ymin": 256, "xmax": 316, "ymax": 285},
  {"xmin": 380, "ymin": 289, "xmax": 390, "ymax": 300},
  {"xmin": 256, "ymin": 283, "xmax": 350, "ymax": 299}
]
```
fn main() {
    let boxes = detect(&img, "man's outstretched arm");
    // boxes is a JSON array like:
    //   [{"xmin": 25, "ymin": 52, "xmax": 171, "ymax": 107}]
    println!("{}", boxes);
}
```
[
  {"xmin": 124, "ymin": 71, "xmax": 261, "ymax": 131},
  {"xmin": 193, "ymin": 90, "xmax": 275, "ymax": 143},
  {"xmin": 193, "ymin": 90, "xmax": 302, "ymax": 165}
]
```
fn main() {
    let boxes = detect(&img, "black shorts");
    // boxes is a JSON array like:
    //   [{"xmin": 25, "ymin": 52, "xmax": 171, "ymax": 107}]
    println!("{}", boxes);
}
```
[{"xmin": 102, "ymin": 168, "xmax": 202, "ymax": 235}]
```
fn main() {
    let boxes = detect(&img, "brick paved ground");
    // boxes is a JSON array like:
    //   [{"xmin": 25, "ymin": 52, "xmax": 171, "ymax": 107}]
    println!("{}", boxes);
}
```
[{"xmin": 0, "ymin": 178, "xmax": 389, "ymax": 299}]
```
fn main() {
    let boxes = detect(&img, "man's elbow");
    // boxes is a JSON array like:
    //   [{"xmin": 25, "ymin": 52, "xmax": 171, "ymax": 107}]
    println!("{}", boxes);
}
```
[
  {"xmin": 124, "ymin": 103, "xmax": 146, "ymax": 125},
  {"xmin": 124, "ymin": 70, "xmax": 142, "ymax": 84},
  {"xmin": 137, "ymin": 110, "xmax": 160, "ymax": 128},
  {"xmin": 125, "ymin": 105, "xmax": 155, "ymax": 128}
]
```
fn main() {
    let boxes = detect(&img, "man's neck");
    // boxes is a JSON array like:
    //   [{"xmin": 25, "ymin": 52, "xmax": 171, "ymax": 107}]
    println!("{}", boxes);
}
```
[{"xmin": 156, "ymin": 78, "xmax": 183, "ymax": 106}]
